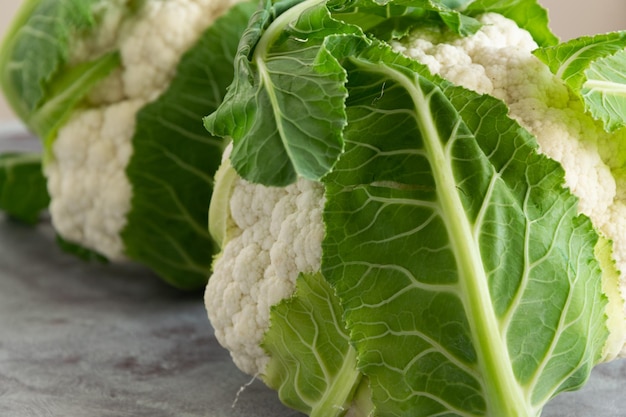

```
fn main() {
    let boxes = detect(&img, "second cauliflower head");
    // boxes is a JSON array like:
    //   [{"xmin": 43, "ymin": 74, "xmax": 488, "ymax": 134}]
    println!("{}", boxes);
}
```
[{"xmin": 0, "ymin": 0, "xmax": 256, "ymax": 288}]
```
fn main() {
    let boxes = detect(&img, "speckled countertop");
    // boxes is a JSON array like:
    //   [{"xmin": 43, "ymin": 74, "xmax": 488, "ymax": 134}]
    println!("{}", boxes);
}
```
[{"xmin": 0, "ymin": 126, "xmax": 624, "ymax": 416}]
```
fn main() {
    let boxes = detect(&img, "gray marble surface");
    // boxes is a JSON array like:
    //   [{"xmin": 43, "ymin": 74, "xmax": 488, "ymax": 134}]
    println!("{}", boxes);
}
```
[{"xmin": 0, "ymin": 125, "xmax": 624, "ymax": 416}]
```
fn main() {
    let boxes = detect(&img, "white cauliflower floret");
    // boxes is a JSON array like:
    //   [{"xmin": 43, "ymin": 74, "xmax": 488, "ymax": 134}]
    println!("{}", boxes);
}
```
[
  {"xmin": 394, "ymin": 13, "xmax": 626, "ymax": 356},
  {"xmin": 47, "ymin": 100, "xmax": 140, "ymax": 257},
  {"xmin": 120, "ymin": 0, "xmax": 231, "ymax": 101},
  {"xmin": 205, "ymin": 157, "xmax": 325, "ymax": 375},
  {"xmin": 45, "ymin": 0, "xmax": 241, "ymax": 259}
]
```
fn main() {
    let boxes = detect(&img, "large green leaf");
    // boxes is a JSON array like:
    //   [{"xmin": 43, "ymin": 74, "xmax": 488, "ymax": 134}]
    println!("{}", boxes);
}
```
[
  {"xmin": 122, "ymin": 1, "xmax": 258, "ymax": 290},
  {"xmin": 204, "ymin": 0, "xmax": 352, "ymax": 186},
  {"xmin": 321, "ymin": 43, "xmax": 608, "ymax": 416},
  {"xmin": 534, "ymin": 32, "xmax": 626, "ymax": 132}
]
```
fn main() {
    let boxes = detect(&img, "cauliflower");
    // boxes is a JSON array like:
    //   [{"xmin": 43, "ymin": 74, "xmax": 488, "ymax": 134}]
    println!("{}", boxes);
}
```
[
  {"xmin": 204, "ymin": 1, "xmax": 626, "ymax": 416},
  {"xmin": 0, "ymin": 0, "xmax": 257, "ymax": 288},
  {"xmin": 208, "ymin": 8, "xmax": 626, "ymax": 379}
]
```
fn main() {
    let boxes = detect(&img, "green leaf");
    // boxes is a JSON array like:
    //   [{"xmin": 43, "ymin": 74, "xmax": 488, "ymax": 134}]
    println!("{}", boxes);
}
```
[
  {"xmin": 262, "ymin": 272, "xmax": 365, "ymax": 417},
  {"xmin": 465, "ymin": 0, "xmax": 558, "ymax": 47},
  {"xmin": 122, "ymin": 1, "xmax": 258, "ymax": 290},
  {"xmin": 0, "ymin": 152, "xmax": 49, "ymax": 224},
  {"xmin": 321, "ymin": 42, "xmax": 608, "ymax": 416},
  {"xmin": 437, "ymin": 10, "xmax": 482, "ymax": 36},
  {"xmin": 204, "ymin": 0, "xmax": 490, "ymax": 187},
  {"xmin": 534, "ymin": 32, "xmax": 626, "ymax": 132},
  {"xmin": 37, "ymin": 52, "xmax": 120, "ymax": 146},
  {"xmin": 0, "ymin": 0, "xmax": 120, "ymax": 139},
  {"xmin": 204, "ymin": 0, "xmax": 355, "ymax": 186},
  {"xmin": 417, "ymin": 0, "xmax": 482, "ymax": 36}
]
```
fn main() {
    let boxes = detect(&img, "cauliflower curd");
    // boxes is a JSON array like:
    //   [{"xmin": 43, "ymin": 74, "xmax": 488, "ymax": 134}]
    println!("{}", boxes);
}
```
[
  {"xmin": 206, "ymin": 153, "xmax": 325, "ymax": 375},
  {"xmin": 206, "ymin": 12, "xmax": 626, "ymax": 379}
]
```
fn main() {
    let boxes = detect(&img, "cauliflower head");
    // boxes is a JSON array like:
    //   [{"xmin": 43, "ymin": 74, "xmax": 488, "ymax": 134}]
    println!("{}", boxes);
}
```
[{"xmin": 206, "ymin": 11, "xmax": 626, "ymax": 383}]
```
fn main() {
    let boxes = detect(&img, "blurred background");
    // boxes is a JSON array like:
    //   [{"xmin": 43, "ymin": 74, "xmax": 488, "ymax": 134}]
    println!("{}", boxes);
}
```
[{"xmin": 0, "ymin": 0, "xmax": 625, "ymax": 122}]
